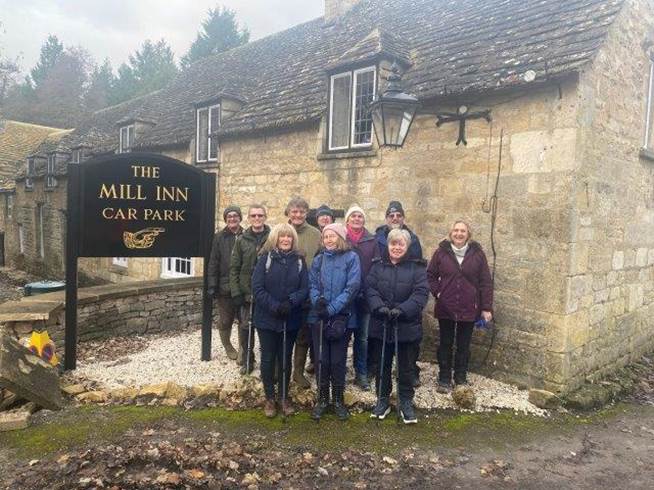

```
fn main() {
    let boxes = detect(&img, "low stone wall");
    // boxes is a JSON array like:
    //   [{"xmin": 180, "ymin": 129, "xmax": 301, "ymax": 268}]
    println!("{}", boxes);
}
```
[{"xmin": 2, "ymin": 278, "xmax": 203, "ymax": 347}]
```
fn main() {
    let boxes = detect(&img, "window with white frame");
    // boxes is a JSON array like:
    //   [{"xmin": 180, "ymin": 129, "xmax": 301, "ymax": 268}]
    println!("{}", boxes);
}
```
[
  {"xmin": 196, "ymin": 104, "xmax": 220, "ymax": 163},
  {"xmin": 7, "ymin": 194, "xmax": 13, "ymax": 220},
  {"xmin": 161, "ymin": 257, "xmax": 193, "ymax": 278},
  {"xmin": 18, "ymin": 224, "xmax": 24, "ymax": 253},
  {"xmin": 112, "ymin": 257, "xmax": 128, "ymax": 268},
  {"xmin": 46, "ymin": 154, "xmax": 57, "ymax": 188},
  {"xmin": 119, "ymin": 124, "xmax": 135, "ymax": 153},
  {"xmin": 71, "ymin": 149, "xmax": 81, "ymax": 164},
  {"xmin": 25, "ymin": 158, "xmax": 35, "ymax": 189},
  {"xmin": 328, "ymin": 66, "xmax": 376, "ymax": 151}
]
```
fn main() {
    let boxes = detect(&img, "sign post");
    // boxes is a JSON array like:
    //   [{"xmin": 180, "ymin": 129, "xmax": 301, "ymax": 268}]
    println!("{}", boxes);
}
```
[{"xmin": 64, "ymin": 153, "xmax": 216, "ymax": 370}]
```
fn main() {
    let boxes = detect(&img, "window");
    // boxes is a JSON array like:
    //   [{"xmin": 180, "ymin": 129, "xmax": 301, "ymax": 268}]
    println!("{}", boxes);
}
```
[
  {"xmin": 196, "ymin": 104, "xmax": 220, "ymax": 163},
  {"xmin": 161, "ymin": 257, "xmax": 193, "ymax": 278},
  {"xmin": 36, "ymin": 203, "xmax": 44, "ymax": 258},
  {"xmin": 119, "ymin": 124, "xmax": 135, "ymax": 153},
  {"xmin": 46, "ymin": 154, "xmax": 57, "ymax": 188},
  {"xmin": 71, "ymin": 149, "xmax": 81, "ymax": 164},
  {"xmin": 25, "ymin": 158, "xmax": 34, "ymax": 189},
  {"xmin": 112, "ymin": 257, "xmax": 128, "ymax": 268},
  {"xmin": 7, "ymin": 194, "xmax": 13, "ymax": 220},
  {"xmin": 328, "ymin": 66, "xmax": 376, "ymax": 151},
  {"xmin": 18, "ymin": 224, "xmax": 24, "ymax": 253}
]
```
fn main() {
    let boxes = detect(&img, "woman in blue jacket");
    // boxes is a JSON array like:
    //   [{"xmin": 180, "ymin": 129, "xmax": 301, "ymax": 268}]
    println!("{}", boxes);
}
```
[
  {"xmin": 309, "ymin": 222, "xmax": 361, "ymax": 420},
  {"xmin": 252, "ymin": 223, "xmax": 309, "ymax": 418},
  {"xmin": 366, "ymin": 228, "xmax": 429, "ymax": 424}
]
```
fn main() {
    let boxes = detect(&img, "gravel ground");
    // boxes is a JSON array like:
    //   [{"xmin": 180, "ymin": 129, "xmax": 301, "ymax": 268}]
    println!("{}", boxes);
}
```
[{"xmin": 71, "ymin": 327, "xmax": 545, "ymax": 416}]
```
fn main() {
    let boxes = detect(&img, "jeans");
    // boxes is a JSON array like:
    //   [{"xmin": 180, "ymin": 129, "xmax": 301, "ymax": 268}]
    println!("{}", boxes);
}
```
[
  {"xmin": 257, "ymin": 327, "xmax": 298, "ymax": 400},
  {"xmin": 370, "ymin": 338, "xmax": 419, "ymax": 402},
  {"xmin": 352, "ymin": 310, "xmax": 370, "ymax": 377},
  {"xmin": 437, "ymin": 319, "xmax": 474, "ymax": 382},
  {"xmin": 311, "ymin": 323, "xmax": 350, "ymax": 389}
]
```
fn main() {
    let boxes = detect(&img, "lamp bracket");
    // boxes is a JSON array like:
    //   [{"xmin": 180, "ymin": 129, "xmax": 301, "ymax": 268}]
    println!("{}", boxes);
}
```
[{"xmin": 435, "ymin": 109, "xmax": 492, "ymax": 146}]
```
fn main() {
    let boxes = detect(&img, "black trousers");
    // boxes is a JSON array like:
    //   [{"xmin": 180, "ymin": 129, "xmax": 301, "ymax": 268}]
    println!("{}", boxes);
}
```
[
  {"xmin": 369, "ymin": 338, "xmax": 420, "ymax": 402},
  {"xmin": 257, "ymin": 327, "xmax": 298, "ymax": 400},
  {"xmin": 437, "ymin": 319, "xmax": 474, "ymax": 382},
  {"xmin": 311, "ymin": 324, "xmax": 350, "ymax": 389}
]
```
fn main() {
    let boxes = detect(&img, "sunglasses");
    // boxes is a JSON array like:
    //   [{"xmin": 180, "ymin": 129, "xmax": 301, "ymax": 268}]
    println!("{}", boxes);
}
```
[
  {"xmin": 388, "ymin": 213, "xmax": 403, "ymax": 219},
  {"xmin": 249, "ymin": 214, "xmax": 265, "ymax": 218}
]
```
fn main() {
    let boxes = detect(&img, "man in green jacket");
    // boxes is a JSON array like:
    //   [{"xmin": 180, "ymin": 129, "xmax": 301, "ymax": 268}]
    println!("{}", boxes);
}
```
[
  {"xmin": 286, "ymin": 197, "xmax": 322, "ymax": 388},
  {"xmin": 208, "ymin": 206, "xmax": 243, "ymax": 361},
  {"xmin": 230, "ymin": 204, "xmax": 270, "ymax": 374}
]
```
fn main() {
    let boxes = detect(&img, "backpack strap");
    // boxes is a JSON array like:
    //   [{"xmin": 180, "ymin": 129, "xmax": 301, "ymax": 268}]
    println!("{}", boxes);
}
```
[{"xmin": 264, "ymin": 252, "xmax": 303, "ymax": 275}]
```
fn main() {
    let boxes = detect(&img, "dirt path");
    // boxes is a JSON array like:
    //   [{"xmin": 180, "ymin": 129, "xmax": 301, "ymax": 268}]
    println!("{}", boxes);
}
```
[{"xmin": 1, "ymin": 400, "xmax": 653, "ymax": 489}]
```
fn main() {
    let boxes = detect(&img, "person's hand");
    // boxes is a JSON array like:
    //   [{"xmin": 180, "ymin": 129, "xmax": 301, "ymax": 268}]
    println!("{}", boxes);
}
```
[
  {"xmin": 232, "ymin": 295, "xmax": 245, "ymax": 308},
  {"xmin": 316, "ymin": 299, "xmax": 329, "ymax": 319},
  {"xmin": 481, "ymin": 310, "xmax": 492, "ymax": 322},
  {"xmin": 276, "ymin": 301, "xmax": 291, "ymax": 318},
  {"xmin": 389, "ymin": 308, "xmax": 402, "ymax": 320},
  {"xmin": 376, "ymin": 306, "xmax": 390, "ymax": 318}
]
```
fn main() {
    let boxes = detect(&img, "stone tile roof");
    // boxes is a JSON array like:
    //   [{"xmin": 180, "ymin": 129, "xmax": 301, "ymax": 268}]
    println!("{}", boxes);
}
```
[
  {"xmin": 0, "ymin": 120, "xmax": 68, "ymax": 180},
  {"xmin": 134, "ymin": 0, "xmax": 624, "ymax": 147}
]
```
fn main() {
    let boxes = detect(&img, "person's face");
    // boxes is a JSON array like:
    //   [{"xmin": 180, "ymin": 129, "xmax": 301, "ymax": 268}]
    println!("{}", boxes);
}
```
[
  {"xmin": 288, "ymin": 206, "xmax": 307, "ymax": 226},
  {"xmin": 347, "ymin": 211, "xmax": 365, "ymax": 231},
  {"xmin": 451, "ymin": 223, "xmax": 470, "ymax": 248},
  {"xmin": 277, "ymin": 234, "xmax": 293, "ymax": 252},
  {"xmin": 225, "ymin": 211, "xmax": 241, "ymax": 231},
  {"xmin": 388, "ymin": 238, "xmax": 408, "ymax": 262},
  {"xmin": 248, "ymin": 208, "xmax": 266, "ymax": 230},
  {"xmin": 386, "ymin": 212, "xmax": 404, "ymax": 230},
  {"xmin": 317, "ymin": 214, "xmax": 333, "ymax": 229},
  {"xmin": 323, "ymin": 230, "xmax": 339, "ymax": 250}
]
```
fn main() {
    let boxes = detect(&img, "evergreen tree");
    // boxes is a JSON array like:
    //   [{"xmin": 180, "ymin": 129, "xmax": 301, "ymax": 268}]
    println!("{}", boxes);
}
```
[
  {"xmin": 29, "ymin": 34, "xmax": 64, "ymax": 89},
  {"xmin": 181, "ymin": 6, "xmax": 249, "ymax": 69},
  {"xmin": 84, "ymin": 58, "xmax": 115, "ymax": 112}
]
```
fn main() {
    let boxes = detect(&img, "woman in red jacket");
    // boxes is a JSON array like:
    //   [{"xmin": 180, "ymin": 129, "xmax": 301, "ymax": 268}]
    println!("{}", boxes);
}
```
[{"xmin": 426, "ymin": 220, "xmax": 493, "ymax": 391}]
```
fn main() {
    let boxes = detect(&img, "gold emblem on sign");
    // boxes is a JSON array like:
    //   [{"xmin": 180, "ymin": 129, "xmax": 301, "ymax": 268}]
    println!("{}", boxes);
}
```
[{"xmin": 123, "ymin": 227, "xmax": 165, "ymax": 249}]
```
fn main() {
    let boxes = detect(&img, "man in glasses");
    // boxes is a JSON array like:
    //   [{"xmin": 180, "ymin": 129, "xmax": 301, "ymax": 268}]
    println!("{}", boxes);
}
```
[
  {"xmin": 208, "ymin": 205, "xmax": 244, "ymax": 361},
  {"xmin": 286, "ymin": 197, "xmax": 322, "ymax": 389},
  {"xmin": 230, "ymin": 204, "xmax": 271, "ymax": 374}
]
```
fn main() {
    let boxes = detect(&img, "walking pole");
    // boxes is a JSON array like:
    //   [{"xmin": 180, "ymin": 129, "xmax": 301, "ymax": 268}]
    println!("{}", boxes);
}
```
[
  {"xmin": 246, "ymin": 300, "xmax": 254, "ymax": 375},
  {"xmin": 282, "ymin": 319, "xmax": 288, "ymax": 424},
  {"xmin": 394, "ymin": 318, "xmax": 401, "ymax": 424},
  {"xmin": 316, "ymin": 318, "xmax": 324, "ymax": 423},
  {"xmin": 376, "ymin": 317, "xmax": 388, "ymax": 422}
]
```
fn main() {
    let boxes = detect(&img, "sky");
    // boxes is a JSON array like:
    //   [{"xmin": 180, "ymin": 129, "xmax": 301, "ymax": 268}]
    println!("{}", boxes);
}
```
[{"xmin": 0, "ymin": 0, "xmax": 324, "ymax": 75}]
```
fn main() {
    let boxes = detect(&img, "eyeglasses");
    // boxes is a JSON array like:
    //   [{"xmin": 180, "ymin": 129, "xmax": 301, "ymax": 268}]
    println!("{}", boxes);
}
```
[
  {"xmin": 388, "ymin": 213, "xmax": 403, "ymax": 219},
  {"xmin": 249, "ymin": 214, "xmax": 265, "ymax": 218}
]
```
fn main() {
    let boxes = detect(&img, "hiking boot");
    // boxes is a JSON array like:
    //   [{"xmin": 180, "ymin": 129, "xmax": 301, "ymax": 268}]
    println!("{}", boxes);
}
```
[
  {"xmin": 240, "ymin": 361, "xmax": 255, "ymax": 376},
  {"xmin": 332, "ymin": 386, "xmax": 350, "ymax": 421},
  {"xmin": 412, "ymin": 371, "xmax": 421, "ymax": 388},
  {"xmin": 311, "ymin": 385, "xmax": 330, "ymax": 420},
  {"xmin": 454, "ymin": 373, "xmax": 469, "ymax": 386},
  {"xmin": 355, "ymin": 373, "xmax": 370, "ymax": 391},
  {"xmin": 264, "ymin": 399, "xmax": 276, "ymax": 418},
  {"xmin": 293, "ymin": 345, "xmax": 311, "ymax": 389},
  {"xmin": 436, "ymin": 380, "xmax": 452, "ymax": 394},
  {"xmin": 219, "ymin": 329, "xmax": 238, "ymax": 361},
  {"xmin": 281, "ymin": 399, "xmax": 295, "ymax": 417},
  {"xmin": 370, "ymin": 398, "xmax": 391, "ymax": 420},
  {"xmin": 400, "ymin": 400, "xmax": 417, "ymax": 424}
]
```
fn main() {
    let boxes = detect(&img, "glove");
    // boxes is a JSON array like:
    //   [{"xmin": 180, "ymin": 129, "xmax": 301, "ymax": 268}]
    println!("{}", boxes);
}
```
[
  {"xmin": 207, "ymin": 287, "xmax": 216, "ymax": 297},
  {"xmin": 232, "ymin": 295, "xmax": 245, "ymax": 308},
  {"xmin": 389, "ymin": 308, "xmax": 402, "ymax": 320},
  {"xmin": 316, "ymin": 299, "xmax": 329, "ymax": 319},
  {"xmin": 276, "ymin": 301, "xmax": 291, "ymax": 318},
  {"xmin": 376, "ymin": 306, "xmax": 390, "ymax": 318}
]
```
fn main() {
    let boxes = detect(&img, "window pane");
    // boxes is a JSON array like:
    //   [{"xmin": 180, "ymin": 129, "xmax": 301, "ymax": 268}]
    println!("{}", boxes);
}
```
[
  {"xmin": 648, "ymin": 62, "xmax": 654, "ymax": 149},
  {"xmin": 353, "ymin": 69, "xmax": 375, "ymax": 146},
  {"xmin": 330, "ymin": 74, "xmax": 351, "ymax": 149},
  {"xmin": 127, "ymin": 125, "xmax": 135, "ymax": 148},
  {"xmin": 197, "ymin": 109, "xmax": 209, "ymax": 161},
  {"xmin": 209, "ymin": 106, "xmax": 220, "ymax": 160}
]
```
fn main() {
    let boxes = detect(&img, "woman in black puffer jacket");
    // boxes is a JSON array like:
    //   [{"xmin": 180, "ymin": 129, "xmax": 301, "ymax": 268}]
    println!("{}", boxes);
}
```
[
  {"xmin": 252, "ymin": 223, "xmax": 309, "ymax": 419},
  {"xmin": 366, "ymin": 228, "xmax": 429, "ymax": 424}
]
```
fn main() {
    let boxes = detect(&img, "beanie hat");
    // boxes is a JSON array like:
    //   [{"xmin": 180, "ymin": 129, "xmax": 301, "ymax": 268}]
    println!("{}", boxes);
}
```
[
  {"xmin": 344, "ymin": 205, "xmax": 366, "ymax": 224},
  {"xmin": 385, "ymin": 200, "xmax": 405, "ymax": 217},
  {"xmin": 323, "ymin": 223, "xmax": 348, "ymax": 241},
  {"xmin": 316, "ymin": 204, "xmax": 334, "ymax": 219},
  {"xmin": 223, "ymin": 205, "xmax": 242, "ymax": 221}
]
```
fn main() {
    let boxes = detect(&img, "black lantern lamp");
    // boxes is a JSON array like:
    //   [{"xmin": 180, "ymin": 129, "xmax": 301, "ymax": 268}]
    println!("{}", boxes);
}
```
[{"xmin": 370, "ymin": 63, "xmax": 420, "ymax": 148}]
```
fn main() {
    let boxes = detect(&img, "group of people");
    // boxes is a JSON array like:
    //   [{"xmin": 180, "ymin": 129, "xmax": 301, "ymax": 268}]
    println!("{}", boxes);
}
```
[{"xmin": 207, "ymin": 197, "xmax": 493, "ymax": 424}]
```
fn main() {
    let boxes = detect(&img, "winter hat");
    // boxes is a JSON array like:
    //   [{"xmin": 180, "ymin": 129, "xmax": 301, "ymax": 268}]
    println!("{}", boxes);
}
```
[
  {"xmin": 323, "ymin": 223, "xmax": 348, "ymax": 241},
  {"xmin": 223, "ymin": 205, "xmax": 242, "ymax": 221},
  {"xmin": 385, "ymin": 200, "xmax": 405, "ymax": 217},
  {"xmin": 316, "ymin": 204, "xmax": 334, "ymax": 219},
  {"xmin": 344, "ymin": 205, "xmax": 366, "ymax": 224}
]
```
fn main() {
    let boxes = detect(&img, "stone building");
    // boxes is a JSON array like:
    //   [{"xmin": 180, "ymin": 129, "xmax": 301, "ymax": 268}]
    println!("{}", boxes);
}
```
[{"xmin": 4, "ymin": 0, "xmax": 654, "ymax": 392}]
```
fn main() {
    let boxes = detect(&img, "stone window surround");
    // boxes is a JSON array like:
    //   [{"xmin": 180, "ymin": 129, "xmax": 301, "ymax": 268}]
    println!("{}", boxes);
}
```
[
  {"xmin": 18, "ymin": 223, "xmax": 24, "ymax": 254},
  {"xmin": 641, "ymin": 52, "xmax": 654, "ymax": 160},
  {"xmin": 25, "ymin": 158, "xmax": 35, "ymax": 190},
  {"xmin": 195, "ymin": 103, "xmax": 220, "ymax": 164},
  {"xmin": 119, "ymin": 124, "xmax": 135, "ymax": 153},
  {"xmin": 46, "ymin": 153, "xmax": 57, "ymax": 189},
  {"xmin": 327, "ymin": 65, "xmax": 377, "ymax": 152}
]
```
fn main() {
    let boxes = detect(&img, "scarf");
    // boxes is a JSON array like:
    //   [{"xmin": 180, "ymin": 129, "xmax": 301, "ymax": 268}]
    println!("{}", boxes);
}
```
[
  {"xmin": 346, "ymin": 225, "xmax": 365, "ymax": 245},
  {"xmin": 451, "ymin": 242, "xmax": 469, "ymax": 265}
]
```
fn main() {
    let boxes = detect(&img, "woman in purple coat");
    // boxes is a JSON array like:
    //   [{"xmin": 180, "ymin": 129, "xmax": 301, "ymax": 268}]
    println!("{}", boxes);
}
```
[{"xmin": 426, "ymin": 220, "xmax": 493, "ymax": 391}]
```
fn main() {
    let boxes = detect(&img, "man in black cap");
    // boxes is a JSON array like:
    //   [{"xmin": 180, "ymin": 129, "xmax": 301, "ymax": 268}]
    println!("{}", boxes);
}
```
[
  {"xmin": 374, "ymin": 200, "xmax": 424, "ymax": 387},
  {"xmin": 207, "ymin": 205, "xmax": 243, "ymax": 360},
  {"xmin": 315, "ymin": 204, "xmax": 335, "ymax": 231}
]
